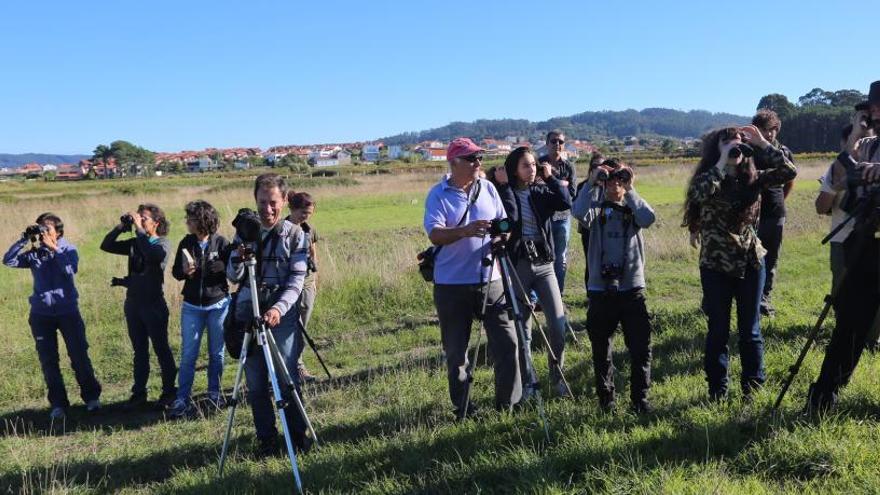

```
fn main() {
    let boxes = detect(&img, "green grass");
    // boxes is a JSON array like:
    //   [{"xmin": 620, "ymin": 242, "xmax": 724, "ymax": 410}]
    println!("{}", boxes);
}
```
[{"xmin": 2, "ymin": 161, "xmax": 878, "ymax": 494}]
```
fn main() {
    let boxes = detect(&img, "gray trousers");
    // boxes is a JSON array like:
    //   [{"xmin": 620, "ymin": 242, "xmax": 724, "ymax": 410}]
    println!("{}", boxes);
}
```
[
  {"xmin": 296, "ymin": 283, "xmax": 317, "ymax": 369},
  {"xmin": 832, "ymin": 241, "xmax": 880, "ymax": 344},
  {"xmin": 514, "ymin": 258, "xmax": 567, "ymax": 384},
  {"xmin": 433, "ymin": 281, "xmax": 522, "ymax": 411}
]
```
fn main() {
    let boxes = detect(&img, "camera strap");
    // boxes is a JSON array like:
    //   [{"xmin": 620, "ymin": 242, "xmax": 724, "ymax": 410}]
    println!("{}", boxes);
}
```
[
  {"xmin": 432, "ymin": 179, "xmax": 481, "ymax": 259},
  {"xmin": 598, "ymin": 201, "xmax": 632, "ymax": 278}
]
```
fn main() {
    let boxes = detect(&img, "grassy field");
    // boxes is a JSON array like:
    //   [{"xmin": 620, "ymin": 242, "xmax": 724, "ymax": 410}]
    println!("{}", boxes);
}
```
[{"xmin": 2, "ymin": 160, "xmax": 880, "ymax": 494}]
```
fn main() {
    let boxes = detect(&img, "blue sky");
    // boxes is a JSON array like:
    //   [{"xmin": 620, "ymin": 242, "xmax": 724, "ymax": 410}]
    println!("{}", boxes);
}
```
[{"xmin": 0, "ymin": 0, "xmax": 873, "ymax": 154}]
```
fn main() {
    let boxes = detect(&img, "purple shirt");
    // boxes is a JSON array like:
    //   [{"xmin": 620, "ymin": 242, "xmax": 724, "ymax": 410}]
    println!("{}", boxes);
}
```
[{"xmin": 423, "ymin": 175, "xmax": 504, "ymax": 285}]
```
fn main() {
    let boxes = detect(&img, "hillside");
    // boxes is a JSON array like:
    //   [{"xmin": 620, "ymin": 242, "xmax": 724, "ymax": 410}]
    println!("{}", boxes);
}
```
[
  {"xmin": 0, "ymin": 153, "xmax": 89, "ymax": 168},
  {"xmin": 380, "ymin": 108, "xmax": 750, "ymax": 145}
]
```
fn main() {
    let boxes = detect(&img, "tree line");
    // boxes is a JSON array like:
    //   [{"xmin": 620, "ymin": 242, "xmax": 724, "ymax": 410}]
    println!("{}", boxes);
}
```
[{"xmin": 757, "ymin": 88, "xmax": 866, "ymax": 153}]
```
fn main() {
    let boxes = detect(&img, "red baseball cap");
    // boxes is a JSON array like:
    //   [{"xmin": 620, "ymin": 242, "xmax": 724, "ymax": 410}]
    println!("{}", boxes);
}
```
[{"xmin": 446, "ymin": 137, "xmax": 484, "ymax": 163}]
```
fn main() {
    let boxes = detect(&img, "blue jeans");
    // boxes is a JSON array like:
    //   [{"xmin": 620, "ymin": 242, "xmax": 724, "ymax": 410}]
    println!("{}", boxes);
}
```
[
  {"xmin": 700, "ymin": 263, "xmax": 766, "ymax": 396},
  {"xmin": 551, "ymin": 217, "xmax": 571, "ymax": 293},
  {"xmin": 238, "ymin": 302, "xmax": 306, "ymax": 442},
  {"xmin": 177, "ymin": 298, "xmax": 229, "ymax": 402},
  {"xmin": 29, "ymin": 310, "xmax": 102, "ymax": 408}
]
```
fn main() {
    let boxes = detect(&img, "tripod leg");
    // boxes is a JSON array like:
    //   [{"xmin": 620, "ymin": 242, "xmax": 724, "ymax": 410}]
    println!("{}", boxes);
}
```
[
  {"xmin": 460, "ymin": 258, "xmax": 495, "ymax": 420},
  {"xmin": 264, "ymin": 325, "xmax": 320, "ymax": 448},
  {"xmin": 260, "ymin": 330, "xmax": 305, "ymax": 494},
  {"xmin": 506, "ymin": 258, "xmax": 573, "ymax": 397},
  {"xmin": 773, "ymin": 298, "xmax": 833, "ymax": 410},
  {"xmin": 498, "ymin": 254, "xmax": 551, "ymax": 442},
  {"xmin": 300, "ymin": 323, "xmax": 332, "ymax": 380},
  {"xmin": 219, "ymin": 331, "xmax": 253, "ymax": 476}
]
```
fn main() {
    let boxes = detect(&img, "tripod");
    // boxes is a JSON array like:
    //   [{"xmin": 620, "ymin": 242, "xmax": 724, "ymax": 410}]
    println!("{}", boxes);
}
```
[
  {"xmin": 299, "ymin": 316, "xmax": 332, "ymax": 380},
  {"xmin": 218, "ymin": 254, "xmax": 319, "ymax": 494},
  {"xmin": 460, "ymin": 240, "xmax": 563, "ymax": 442},
  {"xmin": 773, "ymin": 191, "xmax": 880, "ymax": 410}
]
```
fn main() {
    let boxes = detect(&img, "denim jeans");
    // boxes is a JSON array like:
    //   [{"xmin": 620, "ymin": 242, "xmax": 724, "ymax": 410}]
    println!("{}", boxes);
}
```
[
  {"xmin": 177, "ymin": 297, "xmax": 229, "ymax": 402},
  {"xmin": 29, "ymin": 309, "xmax": 102, "ymax": 408},
  {"xmin": 238, "ymin": 302, "xmax": 307, "ymax": 442},
  {"xmin": 550, "ymin": 217, "xmax": 571, "ymax": 293},
  {"xmin": 700, "ymin": 263, "xmax": 766, "ymax": 396}
]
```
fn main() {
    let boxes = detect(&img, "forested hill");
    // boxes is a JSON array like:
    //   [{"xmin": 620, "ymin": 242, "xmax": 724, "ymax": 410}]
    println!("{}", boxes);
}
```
[
  {"xmin": 0, "ymin": 153, "xmax": 89, "ymax": 168},
  {"xmin": 380, "ymin": 108, "xmax": 750, "ymax": 145}
]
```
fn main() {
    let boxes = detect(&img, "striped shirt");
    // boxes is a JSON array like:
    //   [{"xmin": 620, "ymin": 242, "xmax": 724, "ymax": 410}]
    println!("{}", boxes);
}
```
[{"xmin": 515, "ymin": 188, "xmax": 542, "ymax": 239}]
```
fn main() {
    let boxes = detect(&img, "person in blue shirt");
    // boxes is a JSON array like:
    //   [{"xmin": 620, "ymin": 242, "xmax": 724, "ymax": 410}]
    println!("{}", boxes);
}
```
[
  {"xmin": 4, "ymin": 213, "xmax": 102, "ymax": 421},
  {"xmin": 424, "ymin": 137, "xmax": 522, "ymax": 420}
]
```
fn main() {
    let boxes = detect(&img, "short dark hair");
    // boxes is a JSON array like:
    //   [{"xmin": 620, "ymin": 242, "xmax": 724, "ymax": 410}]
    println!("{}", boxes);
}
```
[
  {"xmin": 184, "ymin": 199, "xmax": 219, "ymax": 236},
  {"xmin": 589, "ymin": 151, "xmax": 606, "ymax": 172},
  {"xmin": 546, "ymin": 129, "xmax": 565, "ymax": 143},
  {"xmin": 36, "ymin": 212, "xmax": 64, "ymax": 238},
  {"xmin": 752, "ymin": 109, "xmax": 781, "ymax": 131},
  {"xmin": 290, "ymin": 192, "xmax": 315, "ymax": 210},
  {"xmin": 254, "ymin": 173, "xmax": 289, "ymax": 199},
  {"xmin": 138, "ymin": 203, "xmax": 169, "ymax": 237}
]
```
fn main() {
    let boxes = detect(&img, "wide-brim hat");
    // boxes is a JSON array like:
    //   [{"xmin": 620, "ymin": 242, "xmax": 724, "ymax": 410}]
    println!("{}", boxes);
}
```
[{"xmin": 855, "ymin": 80, "xmax": 880, "ymax": 110}]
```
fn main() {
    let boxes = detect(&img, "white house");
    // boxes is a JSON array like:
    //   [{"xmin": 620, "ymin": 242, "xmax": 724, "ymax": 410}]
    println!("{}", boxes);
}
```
[
  {"xmin": 187, "ymin": 157, "xmax": 218, "ymax": 173},
  {"xmin": 315, "ymin": 150, "xmax": 352, "ymax": 167},
  {"xmin": 388, "ymin": 145, "xmax": 409, "ymax": 160},
  {"xmin": 361, "ymin": 144, "xmax": 381, "ymax": 163}
]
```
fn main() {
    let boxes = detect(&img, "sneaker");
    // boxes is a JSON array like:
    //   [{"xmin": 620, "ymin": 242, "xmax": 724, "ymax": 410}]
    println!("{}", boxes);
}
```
[
  {"xmin": 208, "ymin": 393, "xmax": 227, "ymax": 409},
  {"xmin": 167, "ymin": 399, "xmax": 191, "ymax": 419},
  {"xmin": 125, "ymin": 394, "xmax": 148, "ymax": 410},
  {"xmin": 760, "ymin": 296, "xmax": 775, "ymax": 317},
  {"xmin": 49, "ymin": 406, "xmax": 66, "ymax": 421},
  {"xmin": 86, "ymin": 399, "xmax": 101, "ymax": 412},
  {"xmin": 298, "ymin": 366, "xmax": 318, "ymax": 384},
  {"xmin": 554, "ymin": 380, "xmax": 572, "ymax": 399}
]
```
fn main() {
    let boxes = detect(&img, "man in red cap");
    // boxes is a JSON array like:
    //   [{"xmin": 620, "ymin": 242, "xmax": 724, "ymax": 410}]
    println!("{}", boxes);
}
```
[{"xmin": 423, "ymin": 137, "xmax": 522, "ymax": 419}]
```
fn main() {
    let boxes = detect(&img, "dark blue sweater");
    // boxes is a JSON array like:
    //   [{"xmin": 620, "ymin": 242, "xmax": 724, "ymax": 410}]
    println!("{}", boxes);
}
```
[{"xmin": 4, "ymin": 237, "xmax": 80, "ymax": 316}]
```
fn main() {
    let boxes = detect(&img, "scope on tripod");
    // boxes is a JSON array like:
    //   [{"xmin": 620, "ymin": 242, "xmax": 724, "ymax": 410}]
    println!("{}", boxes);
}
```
[{"xmin": 489, "ymin": 218, "xmax": 511, "ymax": 237}]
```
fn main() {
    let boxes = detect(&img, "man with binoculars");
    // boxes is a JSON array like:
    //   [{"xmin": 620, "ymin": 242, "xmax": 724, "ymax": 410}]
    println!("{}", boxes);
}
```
[{"xmin": 4, "ymin": 213, "xmax": 102, "ymax": 420}]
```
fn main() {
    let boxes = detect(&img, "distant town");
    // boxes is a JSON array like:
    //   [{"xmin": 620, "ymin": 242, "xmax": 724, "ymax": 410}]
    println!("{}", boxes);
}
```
[{"xmin": 0, "ymin": 134, "xmax": 702, "ymax": 181}]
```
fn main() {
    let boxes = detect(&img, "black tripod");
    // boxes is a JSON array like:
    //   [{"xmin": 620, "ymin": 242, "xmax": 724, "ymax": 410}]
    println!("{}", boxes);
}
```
[
  {"xmin": 460, "ymin": 240, "xmax": 566, "ymax": 442},
  {"xmin": 218, "ymin": 254, "xmax": 319, "ymax": 494},
  {"xmin": 773, "ymin": 190, "xmax": 880, "ymax": 410},
  {"xmin": 299, "ymin": 314, "xmax": 332, "ymax": 380}
]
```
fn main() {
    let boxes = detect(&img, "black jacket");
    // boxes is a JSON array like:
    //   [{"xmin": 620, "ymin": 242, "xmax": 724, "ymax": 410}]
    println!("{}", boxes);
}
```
[
  {"xmin": 101, "ymin": 227, "xmax": 170, "ymax": 301},
  {"xmin": 496, "ymin": 176, "xmax": 571, "ymax": 264},
  {"xmin": 171, "ymin": 233, "xmax": 231, "ymax": 306}
]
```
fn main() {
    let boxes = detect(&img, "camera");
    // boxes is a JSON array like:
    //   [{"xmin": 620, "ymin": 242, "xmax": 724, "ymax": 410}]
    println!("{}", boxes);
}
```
[
  {"xmin": 120, "ymin": 214, "xmax": 134, "ymax": 231},
  {"xmin": 232, "ymin": 208, "xmax": 262, "ymax": 244},
  {"xmin": 728, "ymin": 144, "xmax": 754, "ymax": 159},
  {"xmin": 23, "ymin": 224, "xmax": 47, "ymax": 243},
  {"xmin": 489, "ymin": 218, "xmax": 512, "ymax": 237},
  {"xmin": 601, "ymin": 262, "xmax": 623, "ymax": 292}
]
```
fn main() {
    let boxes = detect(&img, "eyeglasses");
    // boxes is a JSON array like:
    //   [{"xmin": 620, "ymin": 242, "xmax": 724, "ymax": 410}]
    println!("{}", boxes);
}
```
[
  {"xmin": 550, "ymin": 139, "xmax": 565, "ymax": 145},
  {"xmin": 459, "ymin": 154, "xmax": 483, "ymax": 164}
]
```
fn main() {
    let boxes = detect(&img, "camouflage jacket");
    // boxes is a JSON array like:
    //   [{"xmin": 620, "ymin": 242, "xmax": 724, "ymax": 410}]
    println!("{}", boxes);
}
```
[{"xmin": 689, "ymin": 145, "xmax": 797, "ymax": 278}]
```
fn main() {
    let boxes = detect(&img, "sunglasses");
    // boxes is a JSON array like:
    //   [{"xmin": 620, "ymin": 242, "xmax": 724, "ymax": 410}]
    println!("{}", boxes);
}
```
[
  {"xmin": 459, "ymin": 154, "xmax": 484, "ymax": 164},
  {"xmin": 550, "ymin": 139, "xmax": 565, "ymax": 145}
]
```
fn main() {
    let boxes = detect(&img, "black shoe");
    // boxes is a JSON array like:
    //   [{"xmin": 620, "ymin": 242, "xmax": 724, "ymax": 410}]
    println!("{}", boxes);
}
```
[
  {"xmin": 760, "ymin": 298, "xmax": 775, "ymax": 317},
  {"xmin": 599, "ymin": 395, "xmax": 616, "ymax": 413},
  {"xmin": 257, "ymin": 436, "xmax": 281, "ymax": 458},
  {"xmin": 708, "ymin": 390, "xmax": 728, "ymax": 403},
  {"xmin": 632, "ymin": 400, "xmax": 653, "ymax": 414},
  {"xmin": 156, "ymin": 392, "xmax": 177, "ymax": 409},
  {"xmin": 454, "ymin": 401, "xmax": 479, "ymax": 421},
  {"xmin": 866, "ymin": 341, "xmax": 880, "ymax": 354},
  {"xmin": 124, "ymin": 394, "xmax": 148, "ymax": 410},
  {"xmin": 293, "ymin": 432, "xmax": 314, "ymax": 455}
]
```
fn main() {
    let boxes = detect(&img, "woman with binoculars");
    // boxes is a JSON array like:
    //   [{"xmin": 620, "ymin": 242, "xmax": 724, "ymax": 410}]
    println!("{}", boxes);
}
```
[{"xmin": 683, "ymin": 125, "xmax": 796, "ymax": 402}]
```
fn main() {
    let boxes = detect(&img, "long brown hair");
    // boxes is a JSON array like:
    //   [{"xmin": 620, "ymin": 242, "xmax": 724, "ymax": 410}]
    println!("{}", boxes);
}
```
[{"xmin": 682, "ymin": 127, "xmax": 758, "ymax": 232}]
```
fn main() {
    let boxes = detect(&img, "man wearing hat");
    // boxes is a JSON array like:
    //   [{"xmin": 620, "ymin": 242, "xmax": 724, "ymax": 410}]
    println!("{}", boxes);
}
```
[
  {"xmin": 806, "ymin": 80, "xmax": 880, "ymax": 413},
  {"xmin": 423, "ymin": 137, "xmax": 522, "ymax": 419}
]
